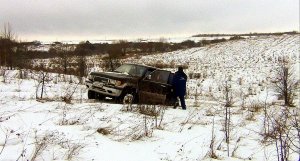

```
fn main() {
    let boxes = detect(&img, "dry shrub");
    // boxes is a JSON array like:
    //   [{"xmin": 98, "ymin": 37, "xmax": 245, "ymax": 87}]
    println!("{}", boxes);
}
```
[
  {"xmin": 138, "ymin": 104, "xmax": 160, "ymax": 117},
  {"xmin": 61, "ymin": 83, "xmax": 79, "ymax": 104},
  {"xmin": 138, "ymin": 104, "xmax": 167, "ymax": 129},
  {"xmin": 65, "ymin": 143, "xmax": 84, "ymax": 160},
  {"xmin": 248, "ymin": 102, "xmax": 264, "ymax": 112},
  {"xmin": 188, "ymin": 72, "xmax": 201, "ymax": 79},
  {"xmin": 180, "ymin": 109, "xmax": 200, "ymax": 131},
  {"xmin": 31, "ymin": 134, "xmax": 48, "ymax": 161},
  {"xmin": 148, "ymin": 60, "xmax": 174, "ymax": 69},
  {"xmin": 205, "ymin": 108, "xmax": 215, "ymax": 116},
  {"xmin": 97, "ymin": 127, "xmax": 111, "ymax": 135},
  {"xmin": 245, "ymin": 112, "xmax": 255, "ymax": 121},
  {"xmin": 32, "ymin": 129, "xmax": 85, "ymax": 160},
  {"xmin": 147, "ymin": 60, "xmax": 189, "ymax": 69},
  {"xmin": 59, "ymin": 118, "xmax": 80, "ymax": 126},
  {"xmin": 58, "ymin": 105, "xmax": 88, "ymax": 126},
  {"xmin": 112, "ymin": 119, "xmax": 154, "ymax": 142}
]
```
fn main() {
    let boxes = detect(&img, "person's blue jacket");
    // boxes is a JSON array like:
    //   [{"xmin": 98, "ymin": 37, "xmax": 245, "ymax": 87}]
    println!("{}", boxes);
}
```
[{"xmin": 172, "ymin": 70, "xmax": 187, "ymax": 97}]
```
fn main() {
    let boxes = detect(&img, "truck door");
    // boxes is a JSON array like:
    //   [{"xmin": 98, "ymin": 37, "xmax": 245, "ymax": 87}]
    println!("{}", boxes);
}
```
[{"xmin": 138, "ymin": 70, "xmax": 172, "ymax": 104}]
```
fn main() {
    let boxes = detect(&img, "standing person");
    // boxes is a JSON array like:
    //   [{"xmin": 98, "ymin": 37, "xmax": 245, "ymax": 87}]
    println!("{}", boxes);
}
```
[{"xmin": 172, "ymin": 66, "xmax": 187, "ymax": 110}]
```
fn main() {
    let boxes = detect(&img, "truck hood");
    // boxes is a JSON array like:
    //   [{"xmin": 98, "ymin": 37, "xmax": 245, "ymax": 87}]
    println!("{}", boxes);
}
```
[{"xmin": 90, "ymin": 71, "xmax": 139, "ymax": 81}]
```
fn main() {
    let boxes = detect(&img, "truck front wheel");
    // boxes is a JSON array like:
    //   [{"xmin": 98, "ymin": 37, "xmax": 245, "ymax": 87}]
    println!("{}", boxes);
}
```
[
  {"xmin": 88, "ymin": 90, "xmax": 96, "ymax": 99},
  {"xmin": 117, "ymin": 89, "xmax": 137, "ymax": 104}
]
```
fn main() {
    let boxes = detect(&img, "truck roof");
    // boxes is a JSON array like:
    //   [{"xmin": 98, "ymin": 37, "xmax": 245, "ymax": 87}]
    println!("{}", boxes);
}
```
[{"xmin": 123, "ymin": 63, "xmax": 157, "ymax": 70}]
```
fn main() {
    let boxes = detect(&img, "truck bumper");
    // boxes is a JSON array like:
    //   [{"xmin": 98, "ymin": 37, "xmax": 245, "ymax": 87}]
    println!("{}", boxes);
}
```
[{"xmin": 86, "ymin": 81, "xmax": 123, "ymax": 97}]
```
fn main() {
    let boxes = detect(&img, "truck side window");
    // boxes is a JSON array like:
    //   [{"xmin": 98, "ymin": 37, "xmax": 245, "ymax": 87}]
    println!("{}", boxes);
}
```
[
  {"xmin": 150, "ymin": 70, "xmax": 170, "ymax": 84},
  {"xmin": 144, "ymin": 69, "xmax": 155, "ymax": 78},
  {"xmin": 167, "ymin": 73, "xmax": 174, "ymax": 85}
]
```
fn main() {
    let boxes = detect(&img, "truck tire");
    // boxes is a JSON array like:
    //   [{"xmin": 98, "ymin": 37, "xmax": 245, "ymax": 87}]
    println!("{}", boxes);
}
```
[
  {"xmin": 88, "ymin": 90, "xmax": 96, "ymax": 99},
  {"xmin": 96, "ymin": 93, "xmax": 106, "ymax": 101},
  {"xmin": 122, "ymin": 93, "xmax": 134, "ymax": 104},
  {"xmin": 116, "ymin": 89, "xmax": 136, "ymax": 104}
]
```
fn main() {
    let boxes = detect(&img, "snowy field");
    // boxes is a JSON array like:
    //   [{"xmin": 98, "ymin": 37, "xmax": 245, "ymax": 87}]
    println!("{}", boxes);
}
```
[{"xmin": 0, "ymin": 35, "xmax": 299, "ymax": 161}]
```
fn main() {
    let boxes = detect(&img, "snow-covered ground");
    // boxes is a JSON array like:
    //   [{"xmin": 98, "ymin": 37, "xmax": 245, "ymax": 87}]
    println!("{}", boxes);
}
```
[{"xmin": 0, "ymin": 35, "xmax": 299, "ymax": 161}]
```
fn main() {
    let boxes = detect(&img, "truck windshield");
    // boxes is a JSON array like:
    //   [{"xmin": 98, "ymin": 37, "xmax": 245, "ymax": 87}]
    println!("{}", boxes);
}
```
[{"xmin": 114, "ymin": 64, "xmax": 147, "ymax": 77}]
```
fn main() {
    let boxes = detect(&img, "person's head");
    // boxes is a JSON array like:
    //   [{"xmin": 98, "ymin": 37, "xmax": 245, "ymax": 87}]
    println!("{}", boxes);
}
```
[{"xmin": 178, "ymin": 66, "xmax": 183, "ymax": 72}]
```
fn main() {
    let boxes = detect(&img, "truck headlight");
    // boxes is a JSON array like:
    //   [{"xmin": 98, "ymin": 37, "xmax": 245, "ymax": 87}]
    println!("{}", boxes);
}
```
[
  {"xmin": 115, "ymin": 80, "xmax": 122, "ymax": 86},
  {"xmin": 109, "ymin": 79, "xmax": 122, "ymax": 86}
]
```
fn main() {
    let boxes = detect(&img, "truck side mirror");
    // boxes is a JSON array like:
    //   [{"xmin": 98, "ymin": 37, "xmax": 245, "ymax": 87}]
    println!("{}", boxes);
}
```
[{"xmin": 146, "ymin": 75, "xmax": 151, "ymax": 80}]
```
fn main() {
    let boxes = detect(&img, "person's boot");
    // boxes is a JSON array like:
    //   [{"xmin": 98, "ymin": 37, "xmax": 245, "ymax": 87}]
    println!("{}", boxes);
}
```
[{"xmin": 173, "ymin": 101, "xmax": 179, "ymax": 109}]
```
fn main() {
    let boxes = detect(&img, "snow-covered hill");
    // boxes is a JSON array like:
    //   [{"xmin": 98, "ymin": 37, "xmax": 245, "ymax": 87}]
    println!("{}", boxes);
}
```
[
  {"xmin": 134, "ymin": 34, "xmax": 299, "ymax": 100},
  {"xmin": 0, "ymin": 35, "xmax": 299, "ymax": 161}
]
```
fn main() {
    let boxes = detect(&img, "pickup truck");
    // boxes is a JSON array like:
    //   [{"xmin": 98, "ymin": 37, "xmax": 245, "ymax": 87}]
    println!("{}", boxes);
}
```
[{"xmin": 85, "ymin": 63, "xmax": 176, "ymax": 105}]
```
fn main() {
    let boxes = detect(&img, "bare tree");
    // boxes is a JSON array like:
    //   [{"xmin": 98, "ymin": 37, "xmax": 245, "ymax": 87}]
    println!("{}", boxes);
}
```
[
  {"xmin": 0, "ymin": 23, "xmax": 16, "ymax": 69},
  {"xmin": 102, "ymin": 47, "xmax": 121, "ymax": 71},
  {"xmin": 75, "ymin": 55, "xmax": 87, "ymax": 83},
  {"xmin": 263, "ymin": 106, "xmax": 300, "ymax": 161},
  {"xmin": 0, "ymin": 128, "xmax": 11, "ymax": 156},
  {"xmin": 0, "ymin": 68, "xmax": 8, "ymax": 83},
  {"xmin": 35, "ymin": 64, "xmax": 51, "ymax": 99},
  {"xmin": 209, "ymin": 116, "xmax": 218, "ymax": 159},
  {"xmin": 49, "ymin": 44, "xmax": 74, "ymax": 75},
  {"xmin": 269, "ymin": 110, "xmax": 291, "ymax": 161},
  {"xmin": 221, "ymin": 80, "xmax": 233, "ymax": 157},
  {"xmin": 274, "ymin": 58, "xmax": 298, "ymax": 106}
]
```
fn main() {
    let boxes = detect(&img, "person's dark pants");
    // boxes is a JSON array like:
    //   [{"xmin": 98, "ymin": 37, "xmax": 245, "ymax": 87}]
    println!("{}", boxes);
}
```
[{"xmin": 178, "ymin": 95, "xmax": 186, "ymax": 110}]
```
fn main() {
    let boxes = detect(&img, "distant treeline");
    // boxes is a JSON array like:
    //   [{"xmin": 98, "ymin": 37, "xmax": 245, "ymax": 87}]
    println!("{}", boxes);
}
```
[
  {"xmin": 11, "ymin": 37, "xmax": 240, "ymax": 60},
  {"xmin": 0, "ymin": 35, "xmax": 237, "ymax": 77},
  {"xmin": 192, "ymin": 31, "xmax": 299, "ymax": 37}
]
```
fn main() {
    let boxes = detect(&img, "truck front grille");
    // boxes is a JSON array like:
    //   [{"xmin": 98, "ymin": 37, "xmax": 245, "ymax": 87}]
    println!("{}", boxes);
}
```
[{"xmin": 94, "ymin": 76, "xmax": 108, "ymax": 83}]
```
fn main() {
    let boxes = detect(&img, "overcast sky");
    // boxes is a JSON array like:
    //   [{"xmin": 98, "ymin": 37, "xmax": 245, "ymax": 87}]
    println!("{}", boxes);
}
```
[{"xmin": 0, "ymin": 0, "xmax": 299, "ymax": 41}]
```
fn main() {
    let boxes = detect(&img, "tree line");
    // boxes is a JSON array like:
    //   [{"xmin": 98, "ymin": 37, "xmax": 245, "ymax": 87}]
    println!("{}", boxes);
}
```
[
  {"xmin": 3, "ymin": 23, "xmax": 286, "ymax": 78},
  {"xmin": 192, "ymin": 31, "xmax": 299, "ymax": 37}
]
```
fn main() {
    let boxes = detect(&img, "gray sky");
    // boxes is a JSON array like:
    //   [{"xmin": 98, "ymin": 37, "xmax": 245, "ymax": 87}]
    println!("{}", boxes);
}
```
[{"xmin": 0, "ymin": 0, "xmax": 299, "ymax": 41}]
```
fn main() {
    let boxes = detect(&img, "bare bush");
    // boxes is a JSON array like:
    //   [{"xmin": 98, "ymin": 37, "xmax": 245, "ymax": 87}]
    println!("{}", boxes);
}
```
[
  {"xmin": 0, "ymin": 68, "xmax": 8, "ymax": 83},
  {"xmin": 0, "ymin": 128, "xmax": 12, "ymax": 156},
  {"xmin": 205, "ymin": 108, "xmax": 215, "ymax": 116},
  {"xmin": 274, "ymin": 58, "xmax": 298, "ymax": 107},
  {"xmin": 35, "ymin": 68, "xmax": 52, "ymax": 100},
  {"xmin": 148, "ymin": 60, "xmax": 176, "ymax": 69},
  {"xmin": 179, "ymin": 109, "xmax": 201, "ymax": 132},
  {"xmin": 30, "ymin": 131, "xmax": 48, "ymax": 161},
  {"xmin": 209, "ymin": 117, "xmax": 218, "ymax": 159},
  {"xmin": 137, "ymin": 104, "xmax": 166, "ymax": 129},
  {"xmin": 247, "ymin": 102, "xmax": 264, "ymax": 113},
  {"xmin": 245, "ymin": 111, "xmax": 256, "ymax": 121},
  {"xmin": 269, "ymin": 111, "xmax": 291, "ymax": 161},
  {"xmin": 189, "ymin": 72, "xmax": 201, "ymax": 79},
  {"xmin": 194, "ymin": 88, "xmax": 200, "ymax": 107},
  {"xmin": 64, "ymin": 142, "xmax": 84, "ymax": 161},
  {"xmin": 222, "ymin": 80, "xmax": 233, "ymax": 157},
  {"xmin": 61, "ymin": 83, "xmax": 80, "ymax": 104},
  {"xmin": 102, "ymin": 48, "xmax": 122, "ymax": 71},
  {"xmin": 138, "ymin": 104, "xmax": 161, "ymax": 117},
  {"xmin": 0, "ymin": 23, "xmax": 17, "ymax": 69},
  {"xmin": 29, "ymin": 130, "xmax": 85, "ymax": 160},
  {"xmin": 231, "ymin": 137, "xmax": 241, "ymax": 157},
  {"xmin": 97, "ymin": 127, "xmax": 111, "ymax": 136},
  {"xmin": 223, "ymin": 81, "xmax": 234, "ymax": 107},
  {"xmin": 261, "ymin": 107, "xmax": 299, "ymax": 161},
  {"xmin": 112, "ymin": 118, "xmax": 154, "ymax": 141}
]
